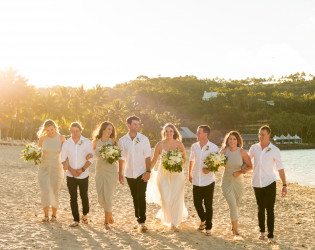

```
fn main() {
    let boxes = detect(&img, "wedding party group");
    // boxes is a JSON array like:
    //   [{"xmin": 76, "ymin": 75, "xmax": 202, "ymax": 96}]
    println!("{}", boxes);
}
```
[{"xmin": 26, "ymin": 115, "xmax": 287, "ymax": 246}]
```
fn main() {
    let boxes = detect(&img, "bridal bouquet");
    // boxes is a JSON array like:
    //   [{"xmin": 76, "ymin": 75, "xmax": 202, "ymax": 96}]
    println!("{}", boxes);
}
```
[
  {"xmin": 204, "ymin": 152, "xmax": 227, "ymax": 172},
  {"xmin": 99, "ymin": 144, "xmax": 121, "ymax": 164},
  {"xmin": 162, "ymin": 149, "xmax": 184, "ymax": 172},
  {"xmin": 21, "ymin": 144, "xmax": 42, "ymax": 165}
]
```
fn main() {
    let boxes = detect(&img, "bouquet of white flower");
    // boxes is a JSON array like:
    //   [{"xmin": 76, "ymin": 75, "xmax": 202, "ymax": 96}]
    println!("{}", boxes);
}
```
[
  {"xmin": 204, "ymin": 152, "xmax": 227, "ymax": 172},
  {"xmin": 99, "ymin": 144, "xmax": 121, "ymax": 164},
  {"xmin": 162, "ymin": 148, "xmax": 184, "ymax": 172},
  {"xmin": 21, "ymin": 144, "xmax": 42, "ymax": 165}
]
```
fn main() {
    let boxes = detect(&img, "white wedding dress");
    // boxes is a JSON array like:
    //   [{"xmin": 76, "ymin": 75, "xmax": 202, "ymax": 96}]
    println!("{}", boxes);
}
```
[{"xmin": 147, "ymin": 150, "xmax": 188, "ymax": 227}]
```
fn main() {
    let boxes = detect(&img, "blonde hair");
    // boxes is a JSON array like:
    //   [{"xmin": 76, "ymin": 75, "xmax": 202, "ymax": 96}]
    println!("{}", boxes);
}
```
[
  {"xmin": 37, "ymin": 120, "xmax": 59, "ymax": 138},
  {"xmin": 221, "ymin": 131, "xmax": 243, "ymax": 149},
  {"xmin": 161, "ymin": 123, "xmax": 182, "ymax": 142}
]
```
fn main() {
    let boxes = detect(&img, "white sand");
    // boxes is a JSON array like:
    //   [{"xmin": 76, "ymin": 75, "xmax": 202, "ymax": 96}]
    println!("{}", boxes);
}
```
[{"xmin": 0, "ymin": 145, "xmax": 314, "ymax": 249}]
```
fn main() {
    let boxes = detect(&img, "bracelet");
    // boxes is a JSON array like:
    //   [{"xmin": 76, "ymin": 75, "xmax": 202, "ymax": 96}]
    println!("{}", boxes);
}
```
[
  {"xmin": 283, "ymin": 184, "xmax": 287, "ymax": 187},
  {"xmin": 146, "ymin": 170, "xmax": 151, "ymax": 173},
  {"xmin": 81, "ymin": 168, "xmax": 86, "ymax": 172}
]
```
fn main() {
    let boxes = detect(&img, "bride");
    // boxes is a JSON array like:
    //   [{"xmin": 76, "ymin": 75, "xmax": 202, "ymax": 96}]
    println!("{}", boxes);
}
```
[{"xmin": 147, "ymin": 123, "xmax": 188, "ymax": 232}]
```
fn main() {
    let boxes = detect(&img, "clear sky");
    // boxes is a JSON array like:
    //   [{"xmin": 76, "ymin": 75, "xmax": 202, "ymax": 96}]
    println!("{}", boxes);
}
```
[{"xmin": 1, "ymin": 0, "xmax": 314, "ymax": 88}]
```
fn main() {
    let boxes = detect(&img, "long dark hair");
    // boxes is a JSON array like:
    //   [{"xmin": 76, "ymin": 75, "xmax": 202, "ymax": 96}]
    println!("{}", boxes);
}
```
[
  {"xmin": 161, "ymin": 123, "xmax": 182, "ymax": 142},
  {"xmin": 221, "ymin": 131, "xmax": 243, "ymax": 149},
  {"xmin": 93, "ymin": 121, "xmax": 116, "ymax": 141}
]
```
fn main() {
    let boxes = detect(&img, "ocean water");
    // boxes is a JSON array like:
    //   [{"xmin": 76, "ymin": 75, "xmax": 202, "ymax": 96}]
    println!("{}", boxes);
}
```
[{"xmin": 280, "ymin": 149, "xmax": 315, "ymax": 187}]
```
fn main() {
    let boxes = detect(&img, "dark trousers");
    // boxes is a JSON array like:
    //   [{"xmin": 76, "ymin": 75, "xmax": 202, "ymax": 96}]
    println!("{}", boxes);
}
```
[
  {"xmin": 193, "ymin": 182, "xmax": 215, "ymax": 230},
  {"xmin": 254, "ymin": 181, "xmax": 276, "ymax": 238},
  {"xmin": 67, "ymin": 176, "xmax": 89, "ymax": 222},
  {"xmin": 126, "ymin": 175, "xmax": 148, "ymax": 224}
]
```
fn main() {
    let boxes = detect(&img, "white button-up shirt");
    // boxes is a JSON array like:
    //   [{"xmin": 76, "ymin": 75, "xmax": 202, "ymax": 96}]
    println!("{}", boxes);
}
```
[
  {"xmin": 189, "ymin": 141, "xmax": 219, "ymax": 187},
  {"xmin": 118, "ymin": 132, "xmax": 151, "ymax": 179},
  {"xmin": 249, "ymin": 142, "xmax": 284, "ymax": 188},
  {"xmin": 61, "ymin": 136, "xmax": 94, "ymax": 179}
]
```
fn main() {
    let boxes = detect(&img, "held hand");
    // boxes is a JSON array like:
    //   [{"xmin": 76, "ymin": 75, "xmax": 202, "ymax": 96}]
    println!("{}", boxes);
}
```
[
  {"xmin": 76, "ymin": 169, "xmax": 83, "ymax": 177},
  {"xmin": 241, "ymin": 165, "xmax": 247, "ymax": 174},
  {"xmin": 232, "ymin": 170, "xmax": 242, "ymax": 178},
  {"xmin": 282, "ymin": 186, "xmax": 287, "ymax": 197},
  {"xmin": 86, "ymin": 153, "xmax": 93, "ymax": 161},
  {"xmin": 119, "ymin": 173, "xmax": 124, "ymax": 185},
  {"xmin": 64, "ymin": 158, "xmax": 70, "ymax": 170},
  {"xmin": 202, "ymin": 168, "xmax": 210, "ymax": 174},
  {"xmin": 68, "ymin": 167, "xmax": 79, "ymax": 177},
  {"xmin": 142, "ymin": 172, "xmax": 150, "ymax": 182},
  {"xmin": 189, "ymin": 174, "xmax": 193, "ymax": 183}
]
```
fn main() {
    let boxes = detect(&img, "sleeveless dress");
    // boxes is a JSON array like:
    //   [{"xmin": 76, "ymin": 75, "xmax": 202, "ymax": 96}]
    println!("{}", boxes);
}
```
[
  {"xmin": 147, "ymin": 149, "xmax": 188, "ymax": 227},
  {"xmin": 221, "ymin": 147, "xmax": 244, "ymax": 222},
  {"xmin": 38, "ymin": 135, "xmax": 64, "ymax": 208},
  {"xmin": 95, "ymin": 138, "xmax": 118, "ymax": 212}
]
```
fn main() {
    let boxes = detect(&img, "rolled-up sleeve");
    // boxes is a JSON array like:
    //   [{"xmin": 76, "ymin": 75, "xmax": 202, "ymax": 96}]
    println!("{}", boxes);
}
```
[
  {"xmin": 60, "ymin": 142, "xmax": 68, "ymax": 163},
  {"xmin": 189, "ymin": 145, "xmax": 196, "ymax": 162},
  {"xmin": 143, "ymin": 137, "xmax": 151, "ymax": 159},
  {"xmin": 249, "ymin": 145, "xmax": 254, "ymax": 160},
  {"xmin": 274, "ymin": 148, "xmax": 284, "ymax": 170},
  {"xmin": 87, "ymin": 141, "xmax": 94, "ymax": 164},
  {"xmin": 118, "ymin": 138, "xmax": 126, "ymax": 161}
]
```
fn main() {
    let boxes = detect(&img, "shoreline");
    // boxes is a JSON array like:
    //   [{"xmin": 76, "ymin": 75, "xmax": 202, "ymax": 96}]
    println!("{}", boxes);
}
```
[
  {"xmin": 1, "ymin": 145, "xmax": 314, "ymax": 249},
  {"xmin": 277, "ymin": 144, "xmax": 315, "ymax": 150}
]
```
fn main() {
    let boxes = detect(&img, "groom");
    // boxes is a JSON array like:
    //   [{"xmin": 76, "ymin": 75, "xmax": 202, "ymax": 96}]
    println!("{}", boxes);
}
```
[
  {"xmin": 118, "ymin": 115, "xmax": 151, "ymax": 230},
  {"xmin": 189, "ymin": 125, "xmax": 219, "ymax": 236}
]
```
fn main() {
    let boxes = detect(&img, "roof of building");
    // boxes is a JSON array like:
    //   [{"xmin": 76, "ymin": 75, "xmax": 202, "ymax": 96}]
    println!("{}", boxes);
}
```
[
  {"xmin": 274, "ymin": 134, "xmax": 302, "ymax": 140},
  {"xmin": 202, "ymin": 91, "xmax": 218, "ymax": 100},
  {"xmin": 180, "ymin": 127, "xmax": 197, "ymax": 139}
]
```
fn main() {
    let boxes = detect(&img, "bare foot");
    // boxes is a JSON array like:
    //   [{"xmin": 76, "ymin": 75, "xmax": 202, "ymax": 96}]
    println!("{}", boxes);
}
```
[
  {"xmin": 108, "ymin": 213, "xmax": 114, "ymax": 224},
  {"xmin": 42, "ymin": 216, "xmax": 49, "ymax": 222},
  {"xmin": 104, "ymin": 222, "xmax": 110, "ymax": 230},
  {"xmin": 233, "ymin": 234, "xmax": 244, "ymax": 241},
  {"xmin": 171, "ymin": 225, "xmax": 179, "ymax": 232},
  {"xmin": 50, "ymin": 215, "xmax": 57, "ymax": 222}
]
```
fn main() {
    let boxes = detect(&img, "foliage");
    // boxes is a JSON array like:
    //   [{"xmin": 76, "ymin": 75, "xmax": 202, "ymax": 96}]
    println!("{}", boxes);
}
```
[{"xmin": 1, "ymin": 69, "xmax": 315, "ymax": 143}]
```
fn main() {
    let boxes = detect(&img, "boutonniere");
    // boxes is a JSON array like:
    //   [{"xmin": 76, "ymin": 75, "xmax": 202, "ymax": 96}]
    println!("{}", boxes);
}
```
[
  {"xmin": 205, "ymin": 146, "xmax": 209, "ymax": 151},
  {"xmin": 135, "ymin": 138, "xmax": 140, "ymax": 144},
  {"xmin": 78, "ymin": 140, "xmax": 83, "ymax": 146},
  {"xmin": 266, "ymin": 147, "xmax": 271, "ymax": 152}
]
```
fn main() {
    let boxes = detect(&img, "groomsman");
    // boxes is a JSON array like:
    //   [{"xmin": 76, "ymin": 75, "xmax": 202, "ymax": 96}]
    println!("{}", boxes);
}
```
[
  {"xmin": 248, "ymin": 125, "xmax": 287, "ymax": 245},
  {"xmin": 189, "ymin": 125, "xmax": 219, "ymax": 236},
  {"xmin": 61, "ymin": 122, "xmax": 94, "ymax": 227},
  {"xmin": 118, "ymin": 116, "xmax": 151, "ymax": 231}
]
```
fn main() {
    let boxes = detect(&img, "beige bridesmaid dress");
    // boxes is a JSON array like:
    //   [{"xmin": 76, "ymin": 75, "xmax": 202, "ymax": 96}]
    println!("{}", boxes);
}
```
[
  {"xmin": 38, "ymin": 135, "xmax": 64, "ymax": 208},
  {"xmin": 95, "ymin": 138, "xmax": 118, "ymax": 212},
  {"xmin": 221, "ymin": 147, "xmax": 244, "ymax": 222}
]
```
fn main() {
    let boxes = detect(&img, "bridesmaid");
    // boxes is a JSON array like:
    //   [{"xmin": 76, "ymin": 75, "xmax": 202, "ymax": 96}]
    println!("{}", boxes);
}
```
[
  {"xmin": 92, "ymin": 121, "xmax": 118, "ymax": 229},
  {"xmin": 38, "ymin": 120, "xmax": 66, "ymax": 222},
  {"xmin": 220, "ymin": 131, "xmax": 252, "ymax": 239}
]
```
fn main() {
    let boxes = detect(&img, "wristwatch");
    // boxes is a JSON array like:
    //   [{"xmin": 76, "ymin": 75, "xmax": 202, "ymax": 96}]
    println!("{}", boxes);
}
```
[
  {"xmin": 146, "ymin": 170, "xmax": 151, "ymax": 173},
  {"xmin": 81, "ymin": 167, "xmax": 86, "ymax": 172},
  {"xmin": 283, "ymin": 184, "xmax": 287, "ymax": 187}
]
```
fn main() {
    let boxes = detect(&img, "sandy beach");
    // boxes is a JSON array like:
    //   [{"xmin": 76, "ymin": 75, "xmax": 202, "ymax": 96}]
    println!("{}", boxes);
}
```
[{"xmin": 0, "ymin": 145, "xmax": 314, "ymax": 250}]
